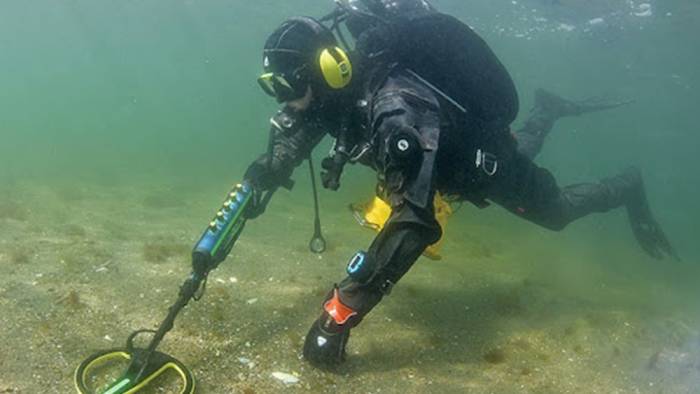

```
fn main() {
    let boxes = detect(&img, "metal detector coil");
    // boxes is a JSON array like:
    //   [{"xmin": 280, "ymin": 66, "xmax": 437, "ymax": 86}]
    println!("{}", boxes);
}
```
[
  {"xmin": 75, "ymin": 330, "xmax": 195, "ymax": 394},
  {"xmin": 75, "ymin": 182, "xmax": 256, "ymax": 393},
  {"xmin": 74, "ymin": 347, "xmax": 194, "ymax": 394}
]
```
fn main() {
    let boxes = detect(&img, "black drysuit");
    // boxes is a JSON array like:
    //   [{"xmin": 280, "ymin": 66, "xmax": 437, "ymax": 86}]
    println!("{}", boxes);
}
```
[{"xmin": 244, "ymin": 66, "xmax": 634, "ymax": 326}]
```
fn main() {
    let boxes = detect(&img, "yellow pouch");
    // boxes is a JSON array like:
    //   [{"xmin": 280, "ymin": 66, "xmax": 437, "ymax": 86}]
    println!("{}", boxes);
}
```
[{"xmin": 350, "ymin": 193, "xmax": 452, "ymax": 260}]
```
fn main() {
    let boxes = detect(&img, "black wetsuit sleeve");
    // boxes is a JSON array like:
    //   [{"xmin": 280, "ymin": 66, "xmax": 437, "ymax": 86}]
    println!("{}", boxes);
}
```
[
  {"xmin": 367, "ymin": 198, "xmax": 442, "ymax": 285},
  {"xmin": 368, "ymin": 73, "xmax": 443, "ymax": 278},
  {"xmin": 244, "ymin": 109, "xmax": 326, "ymax": 191},
  {"xmin": 336, "ymin": 72, "xmax": 443, "ymax": 319}
]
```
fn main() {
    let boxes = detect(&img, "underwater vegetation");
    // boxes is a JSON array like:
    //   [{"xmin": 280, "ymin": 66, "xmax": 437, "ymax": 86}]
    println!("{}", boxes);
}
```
[
  {"xmin": 58, "ymin": 240, "xmax": 113, "ymax": 274},
  {"xmin": 52, "ymin": 183, "xmax": 87, "ymax": 203},
  {"xmin": 142, "ymin": 240, "xmax": 190, "ymax": 263},
  {"xmin": 141, "ymin": 188, "xmax": 187, "ymax": 209},
  {"xmin": 489, "ymin": 287, "xmax": 525, "ymax": 316},
  {"xmin": 0, "ymin": 201, "xmax": 29, "ymax": 221},
  {"xmin": 61, "ymin": 223, "xmax": 87, "ymax": 237},
  {"xmin": 8, "ymin": 245, "xmax": 32, "ymax": 264},
  {"xmin": 483, "ymin": 347, "xmax": 508, "ymax": 364},
  {"xmin": 100, "ymin": 219, "xmax": 130, "ymax": 240},
  {"xmin": 57, "ymin": 289, "xmax": 87, "ymax": 310}
]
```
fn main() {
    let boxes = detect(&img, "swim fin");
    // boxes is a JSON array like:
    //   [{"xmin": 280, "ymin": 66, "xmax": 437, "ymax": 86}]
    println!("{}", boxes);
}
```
[
  {"xmin": 606, "ymin": 167, "xmax": 679, "ymax": 261},
  {"xmin": 624, "ymin": 170, "xmax": 679, "ymax": 261},
  {"xmin": 534, "ymin": 88, "xmax": 634, "ymax": 119}
]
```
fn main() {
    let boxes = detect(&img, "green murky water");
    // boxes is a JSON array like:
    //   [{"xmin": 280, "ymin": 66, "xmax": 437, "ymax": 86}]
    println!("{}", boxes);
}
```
[{"xmin": 1, "ymin": 1, "xmax": 699, "ymax": 393}]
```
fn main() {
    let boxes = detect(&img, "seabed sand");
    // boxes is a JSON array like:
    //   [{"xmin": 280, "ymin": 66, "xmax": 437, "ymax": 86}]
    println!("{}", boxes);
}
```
[{"xmin": 1, "ymin": 178, "xmax": 699, "ymax": 394}]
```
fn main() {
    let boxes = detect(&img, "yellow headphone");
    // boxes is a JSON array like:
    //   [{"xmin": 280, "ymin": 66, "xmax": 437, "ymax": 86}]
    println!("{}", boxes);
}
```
[
  {"xmin": 288, "ymin": 17, "xmax": 353, "ymax": 90},
  {"xmin": 318, "ymin": 46, "xmax": 353, "ymax": 89}
]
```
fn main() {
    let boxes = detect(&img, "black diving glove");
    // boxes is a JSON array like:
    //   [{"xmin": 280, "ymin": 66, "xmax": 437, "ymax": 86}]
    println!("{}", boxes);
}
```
[
  {"xmin": 243, "ymin": 161, "xmax": 295, "ymax": 220},
  {"xmin": 321, "ymin": 154, "xmax": 349, "ymax": 191},
  {"xmin": 242, "ymin": 161, "xmax": 278, "ymax": 220},
  {"xmin": 244, "ymin": 161, "xmax": 280, "ymax": 192},
  {"xmin": 242, "ymin": 186, "xmax": 266, "ymax": 220}
]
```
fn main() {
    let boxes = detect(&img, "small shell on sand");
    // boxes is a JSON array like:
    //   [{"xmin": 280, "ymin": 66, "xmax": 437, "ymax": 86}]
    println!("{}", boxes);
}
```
[{"xmin": 271, "ymin": 371, "xmax": 299, "ymax": 385}]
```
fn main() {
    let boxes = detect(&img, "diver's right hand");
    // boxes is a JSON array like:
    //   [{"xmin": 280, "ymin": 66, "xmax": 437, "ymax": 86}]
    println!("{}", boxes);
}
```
[
  {"xmin": 244, "ymin": 161, "xmax": 280, "ymax": 192},
  {"xmin": 242, "ymin": 161, "xmax": 273, "ymax": 220},
  {"xmin": 244, "ymin": 186, "xmax": 267, "ymax": 220},
  {"xmin": 243, "ymin": 159, "xmax": 295, "ymax": 219}
]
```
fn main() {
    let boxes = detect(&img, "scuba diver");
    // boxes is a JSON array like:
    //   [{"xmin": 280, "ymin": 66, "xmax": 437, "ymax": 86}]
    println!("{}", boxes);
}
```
[{"xmin": 243, "ymin": 0, "xmax": 677, "ymax": 369}]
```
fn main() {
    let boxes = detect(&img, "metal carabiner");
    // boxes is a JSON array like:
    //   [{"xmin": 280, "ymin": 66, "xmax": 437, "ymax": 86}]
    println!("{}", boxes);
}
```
[{"xmin": 475, "ymin": 149, "xmax": 498, "ymax": 176}]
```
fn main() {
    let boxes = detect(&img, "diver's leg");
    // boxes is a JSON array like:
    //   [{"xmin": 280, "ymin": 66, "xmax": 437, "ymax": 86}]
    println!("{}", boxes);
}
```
[
  {"xmin": 514, "ymin": 89, "xmax": 633, "ymax": 160},
  {"xmin": 486, "ymin": 152, "xmax": 677, "ymax": 260}
]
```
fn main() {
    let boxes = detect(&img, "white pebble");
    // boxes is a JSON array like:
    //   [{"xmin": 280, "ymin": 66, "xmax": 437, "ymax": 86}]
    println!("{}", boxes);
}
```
[{"xmin": 271, "ymin": 372, "xmax": 299, "ymax": 385}]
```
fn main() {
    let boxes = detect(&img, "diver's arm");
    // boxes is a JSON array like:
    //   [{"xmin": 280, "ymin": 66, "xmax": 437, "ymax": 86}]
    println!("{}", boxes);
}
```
[
  {"xmin": 243, "ymin": 108, "xmax": 326, "ymax": 217},
  {"xmin": 363, "ymin": 198, "xmax": 441, "ymax": 287},
  {"xmin": 244, "ymin": 108, "xmax": 326, "ymax": 190},
  {"xmin": 363, "ymin": 75, "xmax": 443, "ymax": 285},
  {"xmin": 334, "ymin": 72, "xmax": 444, "ymax": 315},
  {"xmin": 302, "ymin": 72, "xmax": 445, "ymax": 366}
]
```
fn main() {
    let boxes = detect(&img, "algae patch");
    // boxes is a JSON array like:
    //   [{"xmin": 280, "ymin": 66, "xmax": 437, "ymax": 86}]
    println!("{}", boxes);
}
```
[
  {"xmin": 142, "ymin": 241, "xmax": 190, "ymax": 263},
  {"xmin": 0, "ymin": 201, "xmax": 29, "ymax": 221},
  {"xmin": 483, "ymin": 348, "xmax": 507, "ymax": 364}
]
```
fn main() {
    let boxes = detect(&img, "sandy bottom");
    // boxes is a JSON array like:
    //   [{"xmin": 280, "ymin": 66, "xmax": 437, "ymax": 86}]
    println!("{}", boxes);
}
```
[{"xmin": 1, "ymin": 178, "xmax": 698, "ymax": 394}]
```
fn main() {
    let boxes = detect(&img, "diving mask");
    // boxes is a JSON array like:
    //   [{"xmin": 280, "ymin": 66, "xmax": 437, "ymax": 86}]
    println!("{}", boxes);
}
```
[{"xmin": 257, "ymin": 71, "xmax": 308, "ymax": 103}]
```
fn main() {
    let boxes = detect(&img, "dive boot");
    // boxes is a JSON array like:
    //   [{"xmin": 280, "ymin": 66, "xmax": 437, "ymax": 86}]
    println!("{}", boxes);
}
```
[
  {"xmin": 604, "ymin": 167, "xmax": 679, "ymax": 260},
  {"xmin": 303, "ymin": 312, "xmax": 350, "ymax": 370},
  {"xmin": 534, "ymin": 88, "xmax": 633, "ymax": 119}
]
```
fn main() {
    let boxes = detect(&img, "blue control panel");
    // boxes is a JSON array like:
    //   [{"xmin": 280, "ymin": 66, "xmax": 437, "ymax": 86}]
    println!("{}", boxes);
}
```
[{"xmin": 192, "ymin": 182, "xmax": 253, "ymax": 271}]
